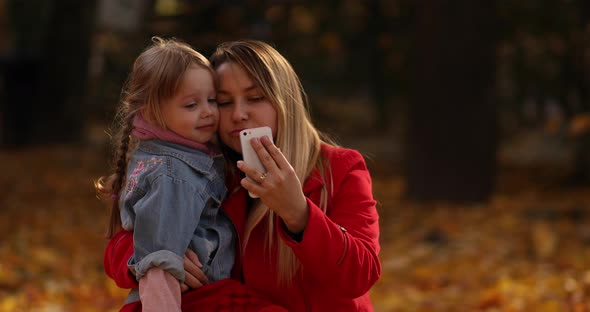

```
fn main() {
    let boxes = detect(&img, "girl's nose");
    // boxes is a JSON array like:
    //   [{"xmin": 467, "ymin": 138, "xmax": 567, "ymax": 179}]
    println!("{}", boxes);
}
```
[{"xmin": 201, "ymin": 102, "xmax": 214, "ymax": 118}]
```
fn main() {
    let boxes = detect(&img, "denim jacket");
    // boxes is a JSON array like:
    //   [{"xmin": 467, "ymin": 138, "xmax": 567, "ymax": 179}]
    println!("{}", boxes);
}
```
[{"xmin": 120, "ymin": 140, "xmax": 233, "ymax": 285}]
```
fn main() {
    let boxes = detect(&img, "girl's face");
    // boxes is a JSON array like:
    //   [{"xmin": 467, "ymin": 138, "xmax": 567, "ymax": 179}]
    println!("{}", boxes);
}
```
[
  {"xmin": 215, "ymin": 62, "xmax": 278, "ymax": 154},
  {"xmin": 160, "ymin": 65, "xmax": 218, "ymax": 144}
]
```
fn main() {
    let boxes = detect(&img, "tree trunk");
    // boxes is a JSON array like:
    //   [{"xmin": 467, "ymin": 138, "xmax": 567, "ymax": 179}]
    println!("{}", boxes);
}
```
[
  {"xmin": 0, "ymin": 59, "xmax": 41, "ymax": 146},
  {"xmin": 0, "ymin": 0, "xmax": 49, "ymax": 146},
  {"xmin": 36, "ymin": 0, "xmax": 97, "ymax": 144},
  {"xmin": 0, "ymin": 0, "xmax": 96, "ymax": 146},
  {"xmin": 405, "ymin": 0, "xmax": 498, "ymax": 202},
  {"xmin": 367, "ymin": 1, "xmax": 390, "ymax": 131}
]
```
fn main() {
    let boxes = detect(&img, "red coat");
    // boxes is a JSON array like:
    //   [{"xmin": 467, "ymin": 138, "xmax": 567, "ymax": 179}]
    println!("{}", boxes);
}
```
[{"xmin": 104, "ymin": 144, "xmax": 381, "ymax": 311}]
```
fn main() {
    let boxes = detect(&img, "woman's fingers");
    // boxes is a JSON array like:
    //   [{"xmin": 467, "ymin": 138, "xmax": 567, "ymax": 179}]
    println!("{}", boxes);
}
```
[
  {"xmin": 239, "ymin": 136, "xmax": 288, "ymax": 181},
  {"xmin": 184, "ymin": 272, "xmax": 204, "ymax": 289},
  {"xmin": 237, "ymin": 136, "xmax": 296, "ymax": 198},
  {"xmin": 239, "ymin": 170, "xmax": 264, "ymax": 196},
  {"xmin": 185, "ymin": 249, "xmax": 202, "ymax": 268},
  {"xmin": 237, "ymin": 161, "xmax": 269, "ymax": 199},
  {"xmin": 237, "ymin": 136, "xmax": 307, "ymax": 226},
  {"xmin": 237, "ymin": 160, "xmax": 266, "ymax": 183},
  {"xmin": 250, "ymin": 137, "xmax": 279, "ymax": 173},
  {"xmin": 259, "ymin": 136, "xmax": 290, "ymax": 170},
  {"xmin": 183, "ymin": 250, "xmax": 209, "ymax": 289},
  {"xmin": 181, "ymin": 283, "xmax": 190, "ymax": 293}
]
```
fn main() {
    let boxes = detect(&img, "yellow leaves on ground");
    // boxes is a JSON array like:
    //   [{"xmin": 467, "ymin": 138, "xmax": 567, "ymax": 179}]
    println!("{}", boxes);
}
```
[
  {"xmin": 2, "ymin": 146, "xmax": 590, "ymax": 311},
  {"xmin": 371, "ymin": 172, "xmax": 590, "ymax": 311},
  {"xmin": 0, "ymin": 146, "xmax": 127, "ymax": 311}
]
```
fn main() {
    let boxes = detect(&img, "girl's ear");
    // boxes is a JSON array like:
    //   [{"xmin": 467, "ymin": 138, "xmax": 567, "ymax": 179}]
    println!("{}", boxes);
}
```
[
  {"xmin": 138, "ymin": 108, "xmax": 152, "ymax": 125},
  {"xmin": 140, "ymin": 105, "xmax": 166, "ymax": 129}
]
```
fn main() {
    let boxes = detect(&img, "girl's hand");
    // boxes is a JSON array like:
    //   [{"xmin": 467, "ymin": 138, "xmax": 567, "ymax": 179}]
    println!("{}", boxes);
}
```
[
  {"xmin": 181, "ymin": 249, "xmax": 208, "ymax": 292},
  {"xmin": 237, "ymin": 136, "xmax": 309, "ymax": 233}
]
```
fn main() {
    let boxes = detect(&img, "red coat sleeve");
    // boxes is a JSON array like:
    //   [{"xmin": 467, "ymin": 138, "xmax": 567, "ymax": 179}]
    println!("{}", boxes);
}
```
[
  {"xmin": 278, "ymin": 148, "xmax": 381, "ymax": 298},
  {"xmin": 104, "ymin": 229, "xmax": 138, "ymax": 288}
]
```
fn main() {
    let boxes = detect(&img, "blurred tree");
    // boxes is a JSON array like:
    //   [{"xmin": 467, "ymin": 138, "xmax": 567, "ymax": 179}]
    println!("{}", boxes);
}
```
[
  {"xmin": 38, "ymin": 0, "xmax": 97, "ymax": 144},
  {"xmin": 364, "ymin": 0, "xmax": 410, "ymax": 132},
  {"xmin": 1, "ymin": 0, "xmax": 97, "ymax": 146},
  {"xmin": 575, "ymin": 0, "xmax": 590, "ymax": 113},
  {"xmin": 367, "ymin": 0, "xmax": 391, "ymax": 131},
  {"xmin": 88, "ymin": 0, "xmax": 152, "ymax": 124},
  {"xmin": 495, "ymin": 0, "xmax": 588, "ymax": 130},
  {"xmin": 405, "ymin": 0, "xmax": 498, "ymax": 202},
  {"xmin": 566, "ymin": 0, "xmax": 590, "ymax": 185},
  {"xmin": 0, "ymin": 0, "xmax": 51, "ymax": 146}
]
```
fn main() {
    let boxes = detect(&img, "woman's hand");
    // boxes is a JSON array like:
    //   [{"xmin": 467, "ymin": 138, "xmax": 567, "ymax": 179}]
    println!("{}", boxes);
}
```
[
  {"xmin": 237, "ymin": 136, "xmax": 309, "ymax": 233},
  {"xmin": 181, "ymin": 249, "xmax": 208, "ymax": 292}
]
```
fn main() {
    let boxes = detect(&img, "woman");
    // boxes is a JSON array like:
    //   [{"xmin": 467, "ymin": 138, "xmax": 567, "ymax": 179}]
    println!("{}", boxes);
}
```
[{"xmin": 104, "ymin": 40, "xmax": 381, "ymax": 311}]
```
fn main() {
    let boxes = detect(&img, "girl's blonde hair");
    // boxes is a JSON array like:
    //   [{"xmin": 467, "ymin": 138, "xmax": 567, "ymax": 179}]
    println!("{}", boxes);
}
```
[
  {"xmin": 210, "ymin": 40, "xmax": 334, "ymax": 285},
  {"xmin": 95, "ymin": 37, "xmax": 213, "ymax": 238}
]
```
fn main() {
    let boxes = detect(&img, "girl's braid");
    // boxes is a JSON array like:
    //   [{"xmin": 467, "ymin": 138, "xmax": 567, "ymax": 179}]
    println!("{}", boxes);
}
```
[{"xmin": 106, "ymin": 111, "xmax": 135, "ymax": 237}]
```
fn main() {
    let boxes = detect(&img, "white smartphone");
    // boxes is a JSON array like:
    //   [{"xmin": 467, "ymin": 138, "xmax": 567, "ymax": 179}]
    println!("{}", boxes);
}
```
[{"xmin": 239, "ymin": 126, "xmax": 273, "ymax": 198}]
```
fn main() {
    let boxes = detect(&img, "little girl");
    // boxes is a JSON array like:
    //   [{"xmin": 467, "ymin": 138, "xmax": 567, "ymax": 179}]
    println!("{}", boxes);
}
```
[{"xmin": 95, "ymin": 37, "xmax": 233, "ymax": 311}]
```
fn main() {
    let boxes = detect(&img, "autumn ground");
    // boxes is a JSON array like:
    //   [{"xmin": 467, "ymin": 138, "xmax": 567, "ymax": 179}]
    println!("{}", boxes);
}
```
[{"xmin": 1, "ymin": 138, "xmax": 590, "ymax": 311}]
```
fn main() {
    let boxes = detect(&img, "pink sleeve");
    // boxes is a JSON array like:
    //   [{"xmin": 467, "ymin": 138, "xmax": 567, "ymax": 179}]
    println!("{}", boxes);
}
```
[{"xmin": 139, "ymin": 267, "xmax": 181, "ymax": 312}]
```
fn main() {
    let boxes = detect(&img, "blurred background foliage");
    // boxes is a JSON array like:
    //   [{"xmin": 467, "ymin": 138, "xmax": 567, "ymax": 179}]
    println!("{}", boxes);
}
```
[
  {"xmin": 3, "ymin": 1, "xmax": 590, "ymax": 311},
  {"xmin": 1, "ymin": 0, "xmax": 590, "ymax": 200}
]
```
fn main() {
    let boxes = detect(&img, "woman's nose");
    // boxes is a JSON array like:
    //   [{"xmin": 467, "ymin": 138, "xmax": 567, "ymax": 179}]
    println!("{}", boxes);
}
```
[{"xmin": 231, "ymin": 101, "xmax": 247, "ymax": 122}]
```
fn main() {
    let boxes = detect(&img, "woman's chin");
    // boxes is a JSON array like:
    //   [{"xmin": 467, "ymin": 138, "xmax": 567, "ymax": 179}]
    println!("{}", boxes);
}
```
[{"xmin": 225, "ymin": 139, "xmax": 242, "ymax": 154}]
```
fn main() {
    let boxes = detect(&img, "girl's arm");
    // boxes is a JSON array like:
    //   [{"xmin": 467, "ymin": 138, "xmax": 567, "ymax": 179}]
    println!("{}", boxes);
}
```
[
  {"xmin": 104, "ymin": 174, "xmax": 212, "ymax": 290},
  {"xmin": 139, "ymin": 267, "xmax": 181, "ymax": 312},
  {"xmin": 104, "ymin": 230, "xmax": 209, "ymax": 291}
]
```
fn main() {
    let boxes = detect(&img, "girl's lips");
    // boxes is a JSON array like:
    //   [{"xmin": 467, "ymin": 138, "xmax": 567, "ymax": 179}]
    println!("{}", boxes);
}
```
[{"xmin": 196, "ymin": 124, "xmax": 215, "ymax": 130}]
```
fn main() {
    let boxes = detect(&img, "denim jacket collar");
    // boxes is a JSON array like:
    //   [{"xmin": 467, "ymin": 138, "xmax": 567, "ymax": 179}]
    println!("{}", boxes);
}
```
[{"xmin": 137, "ymin": 140, "xmax": 223, "ymax": 179}]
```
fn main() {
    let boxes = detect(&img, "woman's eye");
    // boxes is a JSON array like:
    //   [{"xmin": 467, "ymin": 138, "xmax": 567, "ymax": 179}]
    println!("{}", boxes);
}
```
[
  {"xmin": 217, "ymin": 100, "xmax": 231, "ymax": 106},
  {"xmin": 208, "ymin": 98, "xmax": 217, "ymax": 104},
  {"xmin": 248, "ymin": 96, "xmax": 264, "ymax": 102}
]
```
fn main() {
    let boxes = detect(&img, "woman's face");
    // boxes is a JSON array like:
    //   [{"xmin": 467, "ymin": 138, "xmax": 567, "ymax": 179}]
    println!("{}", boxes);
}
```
[{"xmin": 216, "ymin": 62, "xmax": 277, "ymax": 154}]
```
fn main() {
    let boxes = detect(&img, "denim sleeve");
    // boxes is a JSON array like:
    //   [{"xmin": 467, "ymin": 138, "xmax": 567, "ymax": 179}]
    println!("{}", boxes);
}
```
[{"xmin": 128, "ymin": 174, "xmax": 205, "ymax": 282}]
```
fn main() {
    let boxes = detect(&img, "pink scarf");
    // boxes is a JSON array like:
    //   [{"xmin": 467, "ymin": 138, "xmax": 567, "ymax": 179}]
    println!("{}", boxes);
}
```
[{"xmin": 132, "ymin": 114, "xmax": 216, "ymax": 154}]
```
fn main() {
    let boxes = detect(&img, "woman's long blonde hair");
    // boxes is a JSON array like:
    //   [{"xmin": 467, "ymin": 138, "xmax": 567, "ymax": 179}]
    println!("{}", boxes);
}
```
[
  {"xmin": 210, "ymin": 40, "xmax": 333, "ymax": 285},
  {"xmin": 95, "ymin": 37, "xmax": 213, "ymax": 238}
]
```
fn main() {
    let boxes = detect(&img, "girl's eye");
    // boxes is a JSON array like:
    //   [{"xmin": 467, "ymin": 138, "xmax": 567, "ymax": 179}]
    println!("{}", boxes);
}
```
[
  {"xmin": 248, "ymin": 96, "xmax": 264, "ymax": 102},
  {"xmin": 184, "ymin": 102, "xmax": 197, "ymax": 109}
]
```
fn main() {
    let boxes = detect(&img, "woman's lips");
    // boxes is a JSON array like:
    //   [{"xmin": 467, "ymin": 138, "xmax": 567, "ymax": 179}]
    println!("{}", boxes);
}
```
[{"xmin": 229, "ymin": 128, "xmax": 245, "ymax": 137}]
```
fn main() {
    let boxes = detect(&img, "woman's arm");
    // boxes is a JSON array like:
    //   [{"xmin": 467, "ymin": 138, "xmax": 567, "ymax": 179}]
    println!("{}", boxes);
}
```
[
  {"xmin": 277, "ymin": 150, "xmax": 380, "ymax": 298},
  {"xmin": 237, "ymin": 139, "xmax": 381, "ymax": 298}
]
